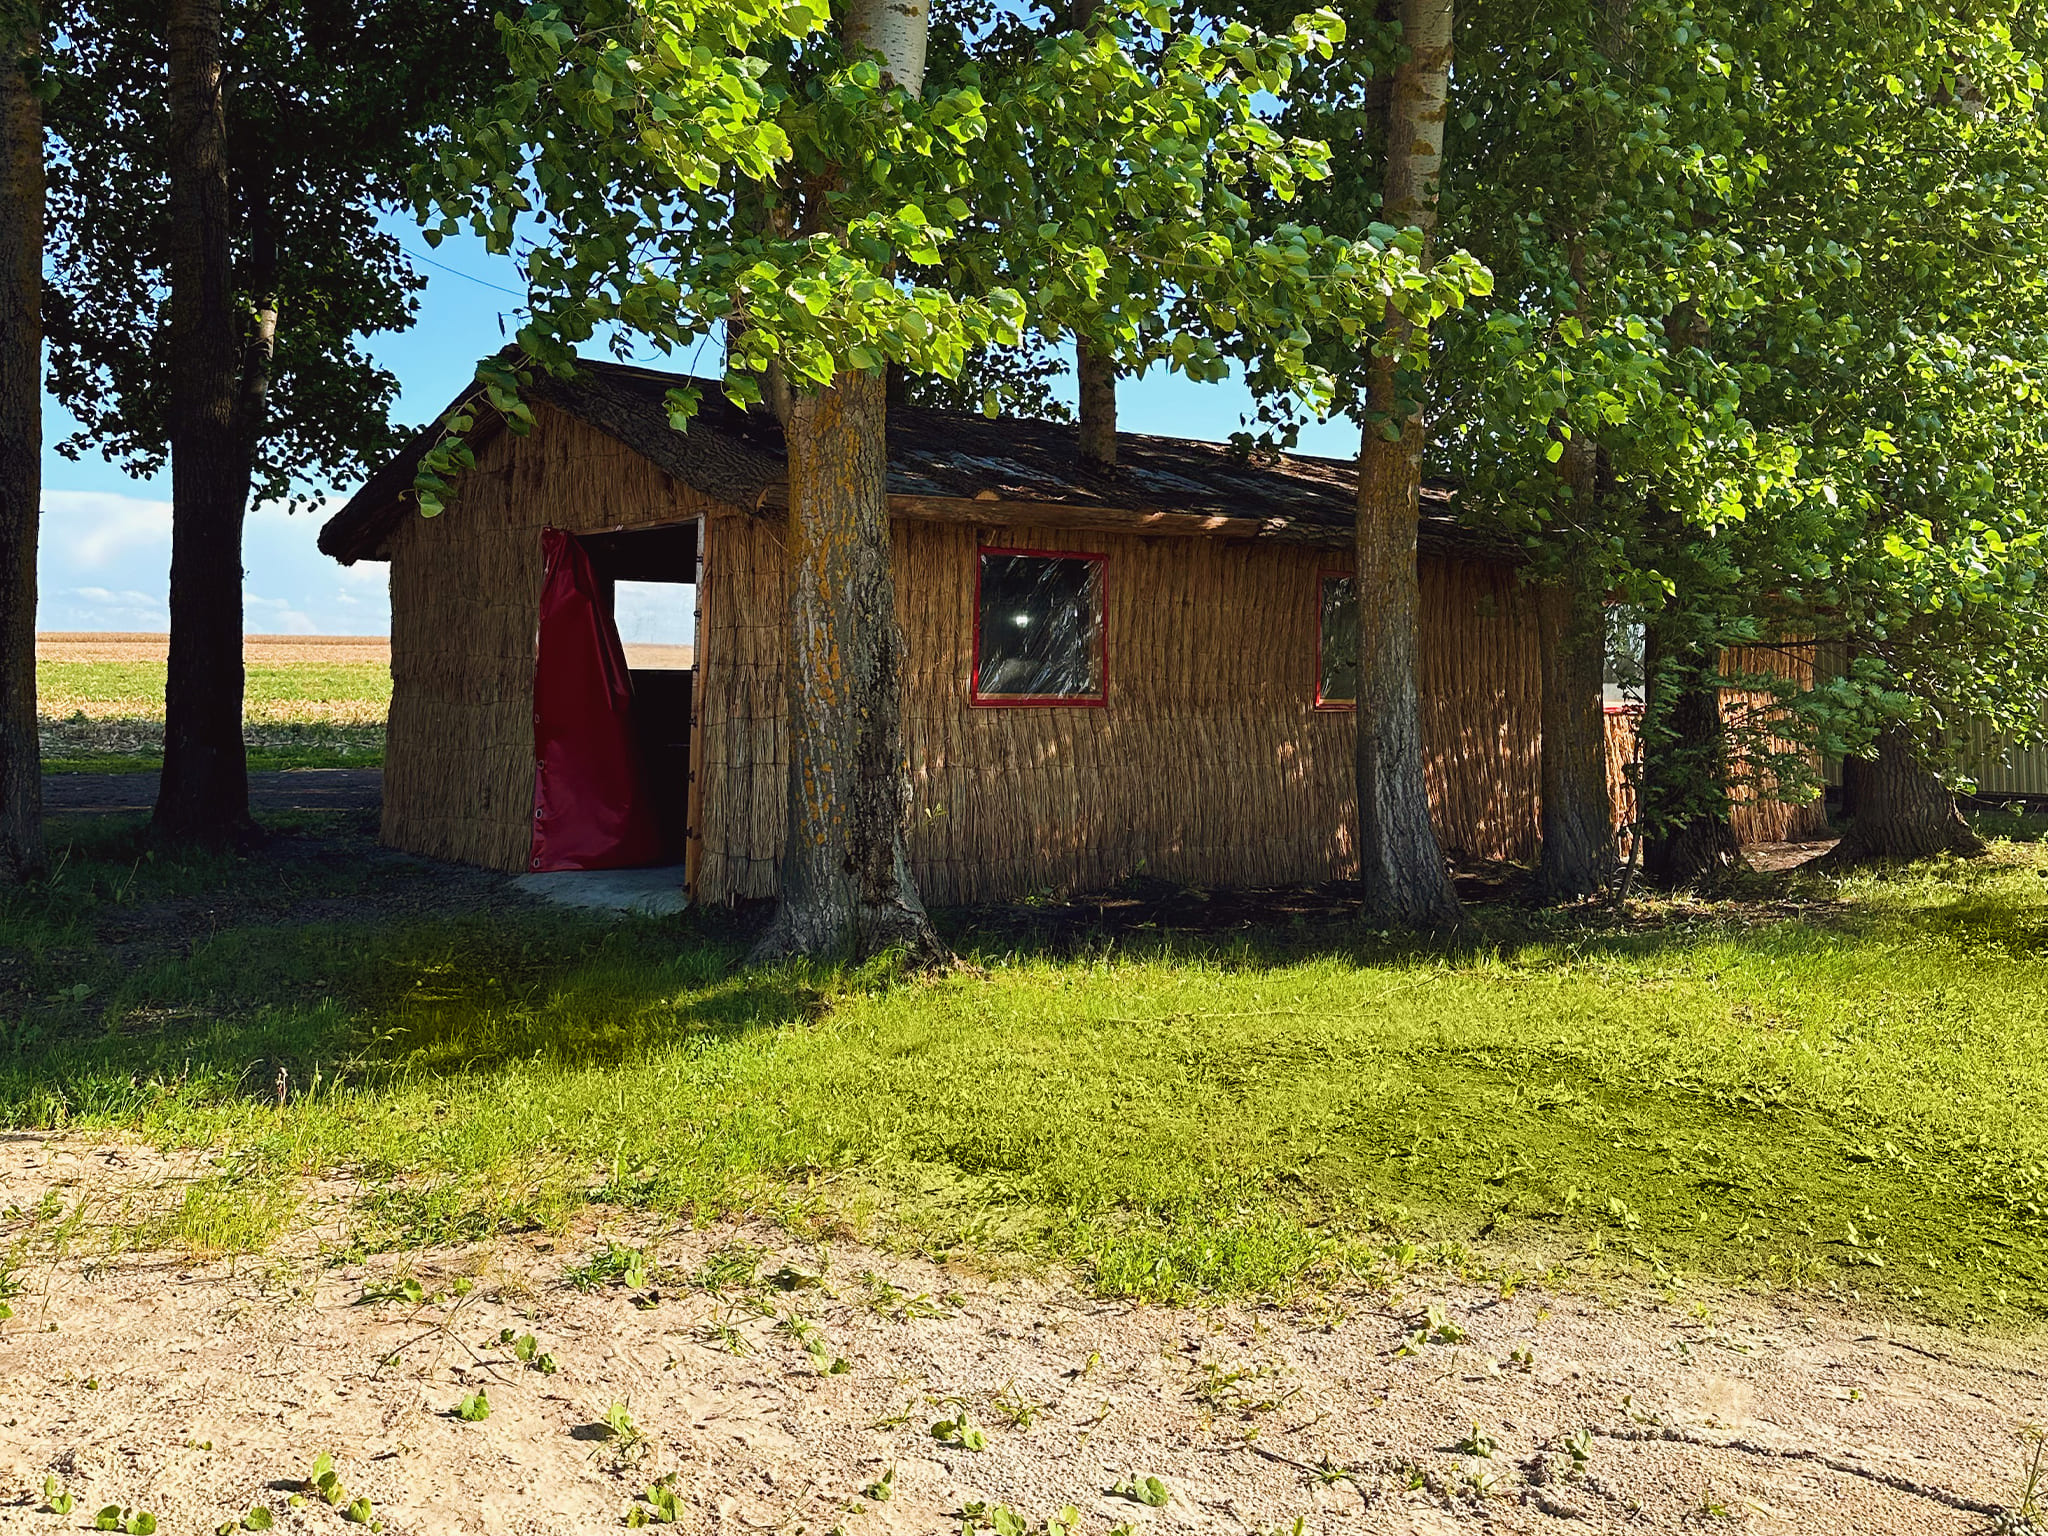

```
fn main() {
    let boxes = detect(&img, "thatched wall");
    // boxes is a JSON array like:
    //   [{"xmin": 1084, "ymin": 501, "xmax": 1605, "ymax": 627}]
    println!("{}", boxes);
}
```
[
  {"xmin": 694, "ymin": 513, "xmax": 1541, "ymax": 905},
  {"xmin": 1602, "ymin": 642, "xmax": 1831, "ymax": 848},
  {"xmin": 384, "ymin": 403, "xmax": 721, "ymax": 871}
]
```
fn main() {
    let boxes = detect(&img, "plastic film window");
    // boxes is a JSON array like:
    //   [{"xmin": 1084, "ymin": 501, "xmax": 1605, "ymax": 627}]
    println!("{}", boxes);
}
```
[
  {"xmin": 972, "ymin": 551, "xmax": 1107, "ymax": 705},
  {"xmin": 1317, "ymin": 574, "xmax": 1358, "ymax": 708}
]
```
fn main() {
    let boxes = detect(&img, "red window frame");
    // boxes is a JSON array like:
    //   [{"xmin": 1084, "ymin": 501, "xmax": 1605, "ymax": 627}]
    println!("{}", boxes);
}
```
[
  {"xmin": 1314, "ymin": 568, "xmax": 1357, "ymax": 712},
  {"xmin": 969, "ymin": 546, "xmax": 1110, "ymax": 708}
]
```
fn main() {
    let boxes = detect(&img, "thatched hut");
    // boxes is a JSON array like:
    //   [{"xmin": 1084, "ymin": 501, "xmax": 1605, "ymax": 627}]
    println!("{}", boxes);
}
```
[{"xmin": 319, "ymin": 361, "xmax": 1812, "ymax": 902}]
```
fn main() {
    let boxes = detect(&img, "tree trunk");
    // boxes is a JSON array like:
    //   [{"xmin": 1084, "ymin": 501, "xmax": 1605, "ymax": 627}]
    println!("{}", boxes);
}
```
[
  {"xmin": 1353, "ymin": 0, "xmax": 1460, "ymax": 928},
  {"xmin": 1819, "ymin": 722, "xmax": 1982, "ymax": 867},
  {"xmin": 0, "ymin": 11, "xmax": 43, "ymax": 881},
  {"xmin": 750, "ymin": 369, "xmax": 944, "ymax": 964},
  {"xmin": 157, "ymin": 0, "xmax": 254, "ymax": 844},
  {"xmin": 1640, "ymin": 620, "xmax": 1740, "ymax": 889},
  {"xmin": 752, "ymin": 0, "xmax": 943, "ymax": 964},
  {"xmin": 1068, "ymin": 0, "xmax": 1116, "ymax": 474},
  {"xmin": 1535, "ymin": 569, "xmax": 1613, "ymax": 898},
  {"xmin": 842, "ymin": 0, "xmax": 927, "ymax": 88},
  {"xmin": 1837, "ymin": 737, "xmax": 1867, "ymax": 822},
  {"xmin": 1076, "ymin": 336, "xmax": 1117, "ymax": 470}
]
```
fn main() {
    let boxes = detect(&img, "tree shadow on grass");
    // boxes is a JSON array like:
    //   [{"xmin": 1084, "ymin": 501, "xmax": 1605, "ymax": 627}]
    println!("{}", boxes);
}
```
[{"xmin": 0, "ymin": 815, "xmax": 807, "ymax": 1120}]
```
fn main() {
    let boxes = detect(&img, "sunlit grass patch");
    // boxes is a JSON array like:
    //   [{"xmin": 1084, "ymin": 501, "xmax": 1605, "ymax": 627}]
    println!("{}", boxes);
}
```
[{"xmin": 4, "ymin": 814, "xmax": 2048, "ymax": 1325}]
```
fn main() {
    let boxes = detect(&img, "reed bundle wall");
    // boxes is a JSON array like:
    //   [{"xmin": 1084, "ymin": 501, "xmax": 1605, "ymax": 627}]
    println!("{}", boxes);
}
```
[
  {"xmin": 1601, "ymin": 642, "xmax": 1831, "ymax": 848},
  {"xmin": 384, "ymin": 404, "xmax": 722, "ymax": 872},
  {"xmin": 694, "ymin": 515, "xmax": 1542, "ymax": 905}
]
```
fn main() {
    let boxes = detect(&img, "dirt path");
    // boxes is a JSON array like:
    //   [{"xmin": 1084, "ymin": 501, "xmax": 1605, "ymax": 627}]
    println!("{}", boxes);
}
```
[
  {"xmin": 0, "ymin": 1140, "xmax": 2039, "ymax": 1536},
  {"xmin": 40, "ymin": 769, "xmax": 382, "ymax": 818}
]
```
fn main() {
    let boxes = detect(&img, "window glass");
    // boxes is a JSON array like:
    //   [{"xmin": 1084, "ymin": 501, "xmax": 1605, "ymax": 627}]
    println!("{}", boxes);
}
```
[
  {"xmin": 1318, "ymin": 575, "xmax": 1358, "ymax": 707},
  {"xmin": 1604, "ymin": 606, "xmax": 1645, "ymax": 707},
  {"xmin": 974, "ymin": 552, "xmax": 1105, "ymax": 703}
]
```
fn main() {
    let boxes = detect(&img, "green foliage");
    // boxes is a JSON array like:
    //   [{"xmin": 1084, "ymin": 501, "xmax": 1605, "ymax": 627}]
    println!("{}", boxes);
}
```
[
  {"xmin": 410, "ymin": 0, "xmax": 1489, "ymax": 511},
  {"xmin": 929, "ymin": 3, "xmax": 1488, "ymax": 416},
  {"xmin": 456, "ymin": 1387, "xmax": 491, "ymax": 1421},
  {"xmin": 41, "ymin": 1, "xmax": 499, "ymax": 508},
  {"xmin": 1237, "ymin": 0, "xmax": 2048, "ymax": 813}
]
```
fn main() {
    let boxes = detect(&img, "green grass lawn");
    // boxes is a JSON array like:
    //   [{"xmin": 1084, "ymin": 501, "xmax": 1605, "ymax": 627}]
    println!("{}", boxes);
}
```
[
  {"xmin": 37, "ymin": 656, "xmax": 388, "ymax": 772},
  {"xmin": 5, "ymin": 811, "xmax": 2048, "ymax": 1327}
]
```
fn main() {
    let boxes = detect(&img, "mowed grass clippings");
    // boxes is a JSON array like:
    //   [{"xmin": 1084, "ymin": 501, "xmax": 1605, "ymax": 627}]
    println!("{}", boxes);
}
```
[
  {"xmin": 35, "ymin": 634, "xmax": 390, "ymax": 771},
  {"xmin": 4, "ymin": 810, "xmax": 2048, "ymax": 1327}
]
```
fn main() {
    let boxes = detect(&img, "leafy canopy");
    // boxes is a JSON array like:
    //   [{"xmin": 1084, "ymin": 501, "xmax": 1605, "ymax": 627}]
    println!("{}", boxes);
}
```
[
  {"xmin": 412, "ymin": 0, "xmax": 1491, "ymax": 513},
  {"xmin": 42, "ymin": 1, "xmax": 498, "ymax": 508}
]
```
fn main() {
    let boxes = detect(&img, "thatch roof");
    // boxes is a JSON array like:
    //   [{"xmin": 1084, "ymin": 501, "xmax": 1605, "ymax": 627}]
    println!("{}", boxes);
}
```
[{"xmin": 319, "ymin": 358, "xmax": 1499, "ymax": 565}]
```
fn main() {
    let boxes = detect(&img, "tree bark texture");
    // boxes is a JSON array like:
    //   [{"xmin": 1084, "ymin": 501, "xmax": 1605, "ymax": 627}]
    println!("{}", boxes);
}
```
[
  {"xmin": 750, "ymin": 370, "xmax": 944, "ymax": 964},
  {"xmin": 1353, "ymin": 0, "xmax": 1460, "ymax": 928},
  {"xmin": 843, "ymin": 0, "xmax": 928, "ymax": 89},
  {"xmin": 0, "ymin": 13, "xmax": 43, "ymax": 880},
  {"xmin": 158, "ymin": 0, "xmax": 254, "ymax": 844},
  {"xmin": 1640, "ymin": 621, "xmax": 1740, "ymax": 889},
  {"xmin": 1076, "ymin": 336, "xmax": 1117, "ymax": 470},
  {"xmin": 1535, "ymin": 570, "xmax": 1613, "ymax": 898},
  {"xmin": 752, "ymin": 0, "xmax": 943, "ymax": 964},
  {"xmin": 1819, "ymin": 722, "xmax": 1983, "ymax": 867}
]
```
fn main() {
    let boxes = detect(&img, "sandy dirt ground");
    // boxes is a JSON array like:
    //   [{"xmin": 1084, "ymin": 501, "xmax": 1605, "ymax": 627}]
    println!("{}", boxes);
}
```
[{"xmin": 0, "ymin": 1138, "xmax": 2042, "ymax": 1536}]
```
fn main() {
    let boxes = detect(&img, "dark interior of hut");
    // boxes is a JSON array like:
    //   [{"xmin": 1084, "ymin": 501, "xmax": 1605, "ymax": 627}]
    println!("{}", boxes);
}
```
[{"xmin": 578, "ymin": 521, "xmax": 699, "ymax": 864}]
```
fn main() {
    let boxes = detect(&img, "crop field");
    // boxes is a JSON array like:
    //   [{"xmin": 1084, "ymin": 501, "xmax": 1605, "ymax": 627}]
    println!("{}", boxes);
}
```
[{"xmin": 36, "ymin": 633, "xmax": 390, "ymax": 772}]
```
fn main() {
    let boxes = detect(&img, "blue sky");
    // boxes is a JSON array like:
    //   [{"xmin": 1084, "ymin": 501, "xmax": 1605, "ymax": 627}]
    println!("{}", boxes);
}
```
[{"xmin": 38, "ymin": 219, "xmax": 1362, "ymax": 638}]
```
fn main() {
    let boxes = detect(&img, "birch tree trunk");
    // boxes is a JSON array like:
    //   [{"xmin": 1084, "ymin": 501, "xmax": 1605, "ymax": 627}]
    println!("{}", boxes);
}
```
[
  {"xmin": 157, "ymin": 0, "xmax": 255, "ymax": 845},
  {"xmin": 1535, "ymin": 560, "xmax": 1614, "ymax": 897},
  {"xmin": 1354, "ymin": 0, "xmax": 1460, "ymax": 928},
  {"xmin": 0, "ymin": 5, "xmax": 43, "ymax": 881},
  {"xmin": 751, "ymin": 0, "xmax": 944, "ymax": 964},
  {"xmin": 1818, "ymin": 722, "xmax": 1982, "ymax": 867}
]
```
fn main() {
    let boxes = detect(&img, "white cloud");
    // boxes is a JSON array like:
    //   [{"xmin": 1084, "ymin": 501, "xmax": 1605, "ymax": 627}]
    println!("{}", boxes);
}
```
[
  {"xmin": 39, "ymin": 489, "xmax": 391, "ymax": 636},
  {"xmin": 42, "ymin": 490, "xmax": 174, "ymax": 569}
]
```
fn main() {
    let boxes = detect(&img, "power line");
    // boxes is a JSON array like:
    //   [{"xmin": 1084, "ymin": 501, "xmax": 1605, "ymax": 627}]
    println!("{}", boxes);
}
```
[{"xmin": 401, "ymin": 242, "xmax": 528, "ymax": 299}]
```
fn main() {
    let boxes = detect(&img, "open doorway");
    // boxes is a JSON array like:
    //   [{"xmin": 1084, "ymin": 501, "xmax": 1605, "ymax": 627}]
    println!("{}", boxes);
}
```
[{"xmin": 577, "ymin": 521, "xmax": 699, "ymax": 865}]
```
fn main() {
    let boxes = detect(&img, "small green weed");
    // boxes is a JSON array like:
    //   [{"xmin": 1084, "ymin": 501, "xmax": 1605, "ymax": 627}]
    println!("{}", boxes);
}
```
[
  {"xmin": 41, "ymin": 1475, "xmax": 73, "ymax": 1515},
  {"xmin": 990, "ymin": 1380, "xmax": 1043, "ymax": 1429},
  {"xmin": 625, "ymin": 1483, "xmax": 683, "ymax": 1526},
  {"xmin": 566, "ymin": 1241, "xmax": 649, "ymax": 1293},
  {"xmin": 931, "ymin": 1409, "xmax": 987, "ymax": 1451},
  {"xmin": 501, "ymin": 1328, "xmax": 559, "ymax": 1373},
  {"xmin": 1108, "ymin": 1475, "xmax": 1170, "ymax": 1508},
  {"xmin": 304, "ymin": 1453, "xmax": 346, "ymax": 1508},
  {"xmin": 592, "ymin": 1400, "xmax": 648, "ymax": 1466},
  {"xmin": 356, "ymin": 1276, "xmax": 425, "ymax": 1308},
  {"xmin": 457, "ymin": 1388, "xmax": 491, "ymax": 1422}
]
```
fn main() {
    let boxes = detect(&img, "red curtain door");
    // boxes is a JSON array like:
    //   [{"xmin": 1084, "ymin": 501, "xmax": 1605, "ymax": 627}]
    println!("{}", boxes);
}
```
[{"xmin": 529, "ymin": 528, "xmax": 664, "ymax": 871}]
